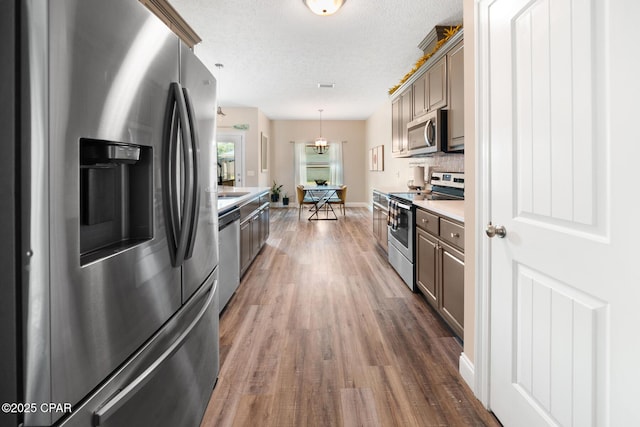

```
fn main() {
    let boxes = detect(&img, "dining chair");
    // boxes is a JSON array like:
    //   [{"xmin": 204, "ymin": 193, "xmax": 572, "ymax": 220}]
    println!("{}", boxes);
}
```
[
  {"xmin": 296, "ymin": 185, "xmax": 316, "ymax": 219},
  {"xmin": 329, "ymin": 185, "xmax": 347, "ymax": 215}
]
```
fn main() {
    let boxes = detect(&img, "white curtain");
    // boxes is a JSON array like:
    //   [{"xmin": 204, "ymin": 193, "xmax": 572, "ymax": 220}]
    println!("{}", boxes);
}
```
[
  {"xmin": 329, "ymin": 141, "xmax": 344, "ymax": 185},
  {"xmin": 294, "ymin": 140, "xmax": 344, "ymax": 186},
  {"xmin": 293, "ymin": 141, "xmax": 307, "ymax": 185}
]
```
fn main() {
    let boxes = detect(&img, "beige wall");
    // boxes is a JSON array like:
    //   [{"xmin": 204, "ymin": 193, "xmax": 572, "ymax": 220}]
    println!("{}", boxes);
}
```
[{"xmin": 270, "ymin": 120, "xmax": 368, "ymax": 204}]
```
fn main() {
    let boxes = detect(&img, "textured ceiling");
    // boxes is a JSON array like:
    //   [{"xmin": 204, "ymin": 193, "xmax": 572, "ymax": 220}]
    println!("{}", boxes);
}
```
[{"xmin": 169, "ymin": 0, "xmax": 463, "ymax": 120}]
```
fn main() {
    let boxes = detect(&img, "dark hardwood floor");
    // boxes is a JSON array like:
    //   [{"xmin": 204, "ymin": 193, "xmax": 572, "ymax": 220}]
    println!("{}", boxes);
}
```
[{"xmin": 201, "ymin": 207, "xmax": 500, "ymax": 427}]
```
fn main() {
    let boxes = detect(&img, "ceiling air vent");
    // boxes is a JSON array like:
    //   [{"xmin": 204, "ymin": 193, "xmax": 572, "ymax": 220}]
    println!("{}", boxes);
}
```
[{"xmin": 317, "ymin": 83, "xmax": 335, "ymax": 89}]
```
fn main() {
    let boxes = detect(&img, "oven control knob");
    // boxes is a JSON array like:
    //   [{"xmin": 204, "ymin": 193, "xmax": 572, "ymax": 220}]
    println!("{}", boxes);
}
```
[{"xmin": 485, "ymin": 223, "xmax": 507, "ymax": 239}]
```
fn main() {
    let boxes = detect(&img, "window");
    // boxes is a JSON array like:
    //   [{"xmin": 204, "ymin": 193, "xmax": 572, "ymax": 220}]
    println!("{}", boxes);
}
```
[
  {"xmin": 294, "ymin": 141, "xmax": 344, "ymax": 187},
  {"xmin": 304, "ymin": 145, "xmax": 331, "ymax": 185}
]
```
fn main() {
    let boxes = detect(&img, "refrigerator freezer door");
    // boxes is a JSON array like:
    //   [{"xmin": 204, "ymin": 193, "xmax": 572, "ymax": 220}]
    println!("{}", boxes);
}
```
[
  {"xmin": 42, "ymin": 0, "xmax": 182, "ymax": 422},
  {"xmin": 179, "ymin": 44, "xmax": 219, "ymax": 303},
  {"xmin": 58, "ymin": 271, "xmax": 219, "ymax": 427}
]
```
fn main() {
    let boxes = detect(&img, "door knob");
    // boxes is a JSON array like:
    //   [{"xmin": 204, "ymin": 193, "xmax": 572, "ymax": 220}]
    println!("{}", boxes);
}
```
[{"xmin": 485, "ymin": 223, "xmax": 507, "ymax": 238}]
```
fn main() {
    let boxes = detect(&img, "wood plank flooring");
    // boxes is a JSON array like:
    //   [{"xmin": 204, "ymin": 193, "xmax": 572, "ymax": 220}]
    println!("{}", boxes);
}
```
[{"xmin": 201, "ymin": 207, "xmax": 500, "ymax": 427}]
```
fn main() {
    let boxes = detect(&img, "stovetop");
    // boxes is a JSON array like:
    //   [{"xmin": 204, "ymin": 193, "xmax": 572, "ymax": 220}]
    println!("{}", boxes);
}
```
[
  {"xmin": 389, "ymin": 191, "xmax": 463, "ymax": 203},
  {"xmin": 389, "ymin": 171, "xmax": 464, "ymax": 204}
]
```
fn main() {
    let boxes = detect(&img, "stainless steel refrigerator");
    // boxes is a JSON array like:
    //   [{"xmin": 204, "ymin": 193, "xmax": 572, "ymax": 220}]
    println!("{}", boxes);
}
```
[{"xmin": 0, "ymin": 1, "xmax": 219, "ymax": 426}]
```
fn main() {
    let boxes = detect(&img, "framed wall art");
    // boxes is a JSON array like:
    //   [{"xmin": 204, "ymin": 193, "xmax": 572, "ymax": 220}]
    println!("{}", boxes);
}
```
[
  {"xmin": 369, "ymin": 145, "xmax": 384, "ymax": 171},
  {"xmin": 260, "ymin": 132, "xmax": 268, "ymax": 172}
]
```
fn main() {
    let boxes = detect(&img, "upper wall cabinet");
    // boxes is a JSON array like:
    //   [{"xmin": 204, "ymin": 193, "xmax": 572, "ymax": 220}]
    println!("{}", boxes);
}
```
[
  {"xmin": 390, "ymin": 29, "xmax": 464, "ymax": 158},
  {"xmin": 392, "ymin": 88, "xmax": 412, "ymax": 156},
  {"xmin": 427, "ymin": 56, "xmax": 447, "ymax": 112},
  {"xmin": 391, "ymin": 97, "xmax": 402, "ymax": 154},
  {"xmin": 446, "ymin": 41, "xmax": 464, "ymax": 152},
  {"xmin": 412, "ymin": 73, "xmax": 427, "ymax": 119},
  {"xmin": 412, "ymin": 56, "xmax": 447, "ymax": 120}
]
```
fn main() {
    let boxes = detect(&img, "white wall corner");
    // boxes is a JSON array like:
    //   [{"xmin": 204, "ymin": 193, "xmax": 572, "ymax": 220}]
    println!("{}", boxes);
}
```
[{"xmin": 459, "ymin": 352, "xmax": 475, "ymax": 391}]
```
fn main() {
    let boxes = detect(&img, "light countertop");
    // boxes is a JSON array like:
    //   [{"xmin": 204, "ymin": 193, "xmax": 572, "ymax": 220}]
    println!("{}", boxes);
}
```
[
  {"xmin": 373, "ymin": 186, "xmax": 411, "ymax": 195},
  {"xmin": 373, "ymin": 187, "xmax": 464, "ymax": 223},
  {"xmin": 412, "ymin": 200, "xmax": 464, "ymax": 223},
  {"xmin": 217, "ymin": 186, "xmax": 270, "ymax": 215}
]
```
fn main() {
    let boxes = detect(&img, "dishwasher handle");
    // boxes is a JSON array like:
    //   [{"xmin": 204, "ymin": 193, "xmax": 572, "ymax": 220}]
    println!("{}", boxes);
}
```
[{"xmin": 219, "ymin": 208, "xmax": 240, "ymax": 231}]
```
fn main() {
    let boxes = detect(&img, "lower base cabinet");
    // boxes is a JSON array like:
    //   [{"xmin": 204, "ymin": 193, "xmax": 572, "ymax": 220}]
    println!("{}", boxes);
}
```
[
  {"xmin": 372, "ymin": 191, "xmax": 389, "ymax": 252},
  {"xmin": 240, "ymin": 192, "xmax": 269, "ymax": 276},
  {"xmin": 415, "ymin": 208, "xmax": 464, "ymax": 338},
  {"xmin": 439, "ymin": 241, "xmax": 464, "ymax": 336}
]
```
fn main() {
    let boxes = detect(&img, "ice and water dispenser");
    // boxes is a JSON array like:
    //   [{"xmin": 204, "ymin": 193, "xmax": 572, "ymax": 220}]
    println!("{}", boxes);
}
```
[{"xmin": 80, "ymin": 138, "xmax": 152, "ymax": 265}]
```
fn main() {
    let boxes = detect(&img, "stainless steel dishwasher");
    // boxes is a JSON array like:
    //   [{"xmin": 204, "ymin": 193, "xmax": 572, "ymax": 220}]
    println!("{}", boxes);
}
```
[{"xmin": 218, "ymin": 207, "xmax": 240, "ymax": 313}]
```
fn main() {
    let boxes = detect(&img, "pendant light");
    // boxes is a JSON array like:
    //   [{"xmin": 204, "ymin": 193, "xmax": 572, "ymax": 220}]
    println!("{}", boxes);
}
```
[
  {"xmin": 215, "ymin": 63, "xmax": 226, "ymax": 116},
  {"xmin": 302, "ymin": 0, "xmax": 346, "ymax": 16},
  {"xmin": 314, "ymin": 109, "xmax": 328, "ymax": 154}
]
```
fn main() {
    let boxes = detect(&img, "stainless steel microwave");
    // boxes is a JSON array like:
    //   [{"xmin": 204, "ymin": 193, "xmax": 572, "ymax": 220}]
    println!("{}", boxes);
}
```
[{"xmin": 407, "ymin": 109, "xmax": 445, "ymax": 156}]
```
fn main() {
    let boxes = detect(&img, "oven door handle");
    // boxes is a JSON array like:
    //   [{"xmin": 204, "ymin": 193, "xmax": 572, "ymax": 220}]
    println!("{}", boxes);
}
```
[{"xmin": 393, "ymin": 202, "xmax": 412, "ymax": 211}]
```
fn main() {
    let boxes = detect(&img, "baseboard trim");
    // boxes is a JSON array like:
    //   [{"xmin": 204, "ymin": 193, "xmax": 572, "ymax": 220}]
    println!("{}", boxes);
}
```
[{"xmin": 459, "ymin": 352, "xmax": 475, "ymax": 391}]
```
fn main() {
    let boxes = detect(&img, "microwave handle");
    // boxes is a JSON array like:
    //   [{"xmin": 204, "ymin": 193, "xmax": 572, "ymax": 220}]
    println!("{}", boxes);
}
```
[{"xmin": 425, "ymin": 119, "xmax": 435, "ymax": 147}]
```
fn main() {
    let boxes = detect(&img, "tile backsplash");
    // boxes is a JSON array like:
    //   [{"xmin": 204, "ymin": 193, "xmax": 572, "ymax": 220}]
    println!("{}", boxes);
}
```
[{"xmin": 408, "ymin": 153, "xmax": 464, "ymax": 178}]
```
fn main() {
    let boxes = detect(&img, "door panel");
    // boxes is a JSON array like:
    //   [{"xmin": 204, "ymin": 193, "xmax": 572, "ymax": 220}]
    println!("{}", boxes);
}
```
[
  {"xmin": 415, "ymin": 228, "xmax": 437, "ymax": 306},
  {"xmin": 480, "ymin": 0, "xmax": 639, "ymax": 425},
  {"xmin": 440, "ymin": 243, "xmax": 464, "ymax": 338},
  {"xmin": 180, "ymin": 44, "xmax": 219, "ymax": 302},
  {"xmin": 47, "ymin": 0, "xmax": 181, "ymax": 418}
]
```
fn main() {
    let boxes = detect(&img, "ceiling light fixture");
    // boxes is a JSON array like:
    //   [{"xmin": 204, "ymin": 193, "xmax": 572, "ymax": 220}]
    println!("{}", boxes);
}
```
[
  {"xmin": 303, "ymin": 0, "xmax": 346, "ymax": 16},
  {"xmin": 314, "ymin": 109, "xmax": 329, "ymax": 155},
  {"xmin": 215, "ymin": 63, "xmax": 226, "ymax": 116}
]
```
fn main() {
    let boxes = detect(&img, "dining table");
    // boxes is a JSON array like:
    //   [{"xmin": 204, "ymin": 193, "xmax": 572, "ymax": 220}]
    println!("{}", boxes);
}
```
[{"xmin": 302, "ymin": 185, "xmax": 342, "ymax": 221}]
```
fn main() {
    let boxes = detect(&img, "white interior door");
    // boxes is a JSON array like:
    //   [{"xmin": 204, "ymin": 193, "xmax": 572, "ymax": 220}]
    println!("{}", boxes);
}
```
[
  {"xmin": 217, "ymin": 132, "xmax": 244, "ymax": 187},
  {"xmin": 478, "ymin": 0, "xmax": 640, "ymax": 425}
]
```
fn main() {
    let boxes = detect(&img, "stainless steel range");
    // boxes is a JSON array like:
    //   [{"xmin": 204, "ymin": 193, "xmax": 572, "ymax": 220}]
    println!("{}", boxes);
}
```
[{"xmin": 387, "ymin": 172, "xmax": 464, "ymax": 291}]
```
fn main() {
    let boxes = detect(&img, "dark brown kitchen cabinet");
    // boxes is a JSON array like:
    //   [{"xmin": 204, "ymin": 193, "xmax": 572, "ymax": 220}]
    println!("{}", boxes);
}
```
[
  {"xmin": 416, "ymin": 227, "xmax": 437, "ymax": 306},
  {"xmin": 440, "ymin": 241, "xmax": 464, "ymax": 336},
  {"xmin": 446, "ymin": 40, "xmax": 464, "ymax": 152},
  {"xmin": 391, "ymin": 88, "xmax": 412, "ymax": 156},
  {"xmin": 415, "ymin": 207, "xmax": 464, "ymax": 338},
  {"xmin": 413, "ymin": 56, "xmax": 447, "ymax": 120},
  {"xmin": 412, "ymin": 73, "xmax": 427, "ymax": 119},
  {"xmin": 372, "ymin": 191, "xmax": 389, "ymax": 252},
  {"xmin": 426, "ymin": 56, "xmax": 447, "ymax": 111},
  {"xmin": 400, "ymin": 89, "xmax": 412, "ymax": 154},
  {"xmin": 259, "ymin": 204, "xmax": 270, "ymax": 244},
  {"xmin": 240, "ymin": 192, "xmax": 269, "ymax": 276},
  {"xmin": 391, "ymin": 98, "xmax": 402, "ymax": 154},
  {"xmin": 240, "ymin": 218, "xmax": 252, "ymax": 273}
]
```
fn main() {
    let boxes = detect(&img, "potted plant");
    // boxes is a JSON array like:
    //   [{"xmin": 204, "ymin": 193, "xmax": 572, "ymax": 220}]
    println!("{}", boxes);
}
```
[
  {"xmin": 270, "ymin": 180, "xmax": 283, "ymax": 202},
  {"xmin": 282, "ymin": 192, "xmax": 289, "ymax": 206}
]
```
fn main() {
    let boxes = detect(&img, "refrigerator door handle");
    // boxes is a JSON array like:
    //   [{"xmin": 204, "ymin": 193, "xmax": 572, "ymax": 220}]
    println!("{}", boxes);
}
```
[
  {"xmin": 162, "ymin": 82, "xmax": 181, "ymax": 265},
  {"xmin": 92, "ymin": 280, "xmax": 217, "ymax": 426},
  {"xmin": 182, "ymin": 87, "xmax": 200, "ymax": 260},
  {"xmin": 162, "ymin": 82, "xmax": 195, "ymax": 267}
]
